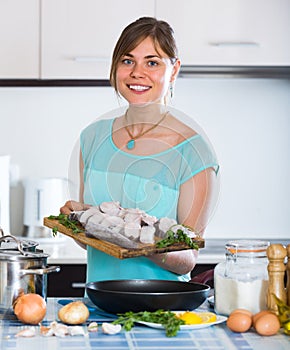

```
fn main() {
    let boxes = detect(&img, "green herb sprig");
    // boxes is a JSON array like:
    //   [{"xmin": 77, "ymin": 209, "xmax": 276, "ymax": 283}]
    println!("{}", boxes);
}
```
[
  {"xmin": 48, "ymin": 214, "xmax": 84, "ymax": 236},
  {"xmin": 112, "ymin": 309, "xmax": 185, "ymax": 337},
  {"xmin": 156, "ymin": 227, "xmax": 199, "ymax": 250}
]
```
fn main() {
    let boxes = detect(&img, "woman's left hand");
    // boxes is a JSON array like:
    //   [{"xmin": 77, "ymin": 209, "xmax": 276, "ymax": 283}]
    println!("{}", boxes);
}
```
[{"xmin": 60, "ymin": 200, "xmax": 91, "ymax": 215}]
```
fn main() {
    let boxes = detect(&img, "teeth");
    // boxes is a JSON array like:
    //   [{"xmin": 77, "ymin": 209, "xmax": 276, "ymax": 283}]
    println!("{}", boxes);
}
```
[{"xmin": 129, "ymin": 85, "xmax": 150, "ymax": 91}]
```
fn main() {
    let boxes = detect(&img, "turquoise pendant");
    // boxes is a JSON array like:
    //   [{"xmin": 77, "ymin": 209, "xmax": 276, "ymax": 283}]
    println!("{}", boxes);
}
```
[{"xmin": 127, "ymin": 139, "xmax": 135, "ymax": 150}]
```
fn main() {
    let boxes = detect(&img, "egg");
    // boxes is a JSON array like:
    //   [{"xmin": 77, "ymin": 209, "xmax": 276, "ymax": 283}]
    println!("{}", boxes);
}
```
[
  {"xmin": 231, "ymin": 309, "xmax": 253, "ymax": 318},
  {"xmin": 254, "ymin": 313, "xmax": 280, "ymax": 336},
  {"xmin": 252, "ymin": 310, "xmax": 273, "ymax": 327},
  {"xmin": 226, "ymin": 311, "xmax": 252, "ymax": 333}
]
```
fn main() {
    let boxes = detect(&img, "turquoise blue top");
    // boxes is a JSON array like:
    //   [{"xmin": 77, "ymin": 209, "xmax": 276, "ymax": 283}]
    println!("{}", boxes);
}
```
[{"xmin": 80, "ymin": 118, "xmax": 219, "ymax": 282}]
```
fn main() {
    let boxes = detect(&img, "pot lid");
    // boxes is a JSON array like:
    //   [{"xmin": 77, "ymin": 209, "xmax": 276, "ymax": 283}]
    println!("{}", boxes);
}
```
[
  {"xmin": 0, "ymin": 231, "xmax": 48, "ymax": 259},
  {"xmin": 0, "ymin": 236, "xmax": 39, "ymax": 252},
  {"xmin": 0, "ymin": 249, "xmax": 49, "ymax": 261}
]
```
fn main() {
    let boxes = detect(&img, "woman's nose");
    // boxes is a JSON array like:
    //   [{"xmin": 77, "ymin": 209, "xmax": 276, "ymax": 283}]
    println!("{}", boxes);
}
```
[{"xmin": 130, "ymin": 63, "xmax": 145, "ymax": 78}]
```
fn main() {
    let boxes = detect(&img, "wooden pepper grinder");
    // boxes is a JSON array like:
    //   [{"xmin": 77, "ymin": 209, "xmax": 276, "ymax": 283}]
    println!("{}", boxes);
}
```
[
  {"xmin": 267, "ymin": 244, "xmax": 287, "ymax": 313},
  {"xmin": 287, "ymin": 244, "xmax": 290, "ymax": 306}
]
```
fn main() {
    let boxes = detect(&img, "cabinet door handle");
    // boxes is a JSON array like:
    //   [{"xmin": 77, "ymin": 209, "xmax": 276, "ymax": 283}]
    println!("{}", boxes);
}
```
[
  {"xmin": 71, "ymin": 282, "xmax": 86, "ymax": 289},
  {"xmin": 73, "ymin": 56, "xmax": 109, "ymax": 62},
  {"xmin": 209, "ymin": 41, "xmax": 260, "ymax": 47}
]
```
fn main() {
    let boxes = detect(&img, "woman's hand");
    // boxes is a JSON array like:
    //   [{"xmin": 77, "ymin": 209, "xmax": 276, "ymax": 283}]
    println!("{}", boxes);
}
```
[
  {"xmin": 59, "ymin": 200, "xmax": 91, "ymax": 251},
  {"xmin": 60, "ymin": 200, "xmax": 91, "ymax": 215}
]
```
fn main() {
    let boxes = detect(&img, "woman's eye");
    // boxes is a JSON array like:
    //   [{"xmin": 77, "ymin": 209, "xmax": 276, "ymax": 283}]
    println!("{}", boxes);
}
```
[
  {"xmin": 147, "ymin": 61, "xmax": 158, "ymax": 67},
  {"xmin": 122, "ymin": 59, "xmax": 133, "ymax": 65}
]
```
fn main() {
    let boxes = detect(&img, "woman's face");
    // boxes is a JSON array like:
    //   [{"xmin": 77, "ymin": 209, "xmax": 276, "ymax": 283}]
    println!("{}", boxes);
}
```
[{"xmin": 116, "ymin": 36, "xmax": 180, "ymax": 105}]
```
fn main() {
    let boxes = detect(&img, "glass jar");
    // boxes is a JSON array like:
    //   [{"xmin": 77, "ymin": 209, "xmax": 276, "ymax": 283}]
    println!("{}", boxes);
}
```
[{"xmin": 214, "ymin": 240, "xmax": 269, "ymax": 316}]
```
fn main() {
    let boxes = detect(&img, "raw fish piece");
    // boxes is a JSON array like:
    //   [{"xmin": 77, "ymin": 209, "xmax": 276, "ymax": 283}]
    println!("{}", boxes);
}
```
[
  {"xmin": 123, "ymin": 212, "xmax": 142, "ymax": 224},
  {"xmin": 140, "ymin": 225, "xmax": 156, "ymax": 244},
  {"xmin": 157, "ymin": 217, "xmax": 177, "ymax": 237},
  {"xmin": 100, "ymin": 201, "xmax": 121, "ymax": 216},
  {"xmin": 77, "ymin": 206, "xmax": 101, "ymax": 225},
  {"xmin": 124, "ymin": 222, "xmax": 141, "ymax": 240},
  {"xmin": 86, "ymin": 211, "xmax": 108, "ymax": 225},
  {"xmin": 171, "ymin": 224, "xmax": 196, "ymax": 238},
  {"xmin": 141, "ymin": 213, "xmax": 158, "ymax": 226},
  {"xmin": 111, "ymin": 222, "xmax": 125, "ymax": 235},
  {"xmin": 85, "ymin": 221, "xmax": 140, "ymax": 248},
  {"xmin": 101, "ymin": 215, "xmax": 124, "ymax": 228}
]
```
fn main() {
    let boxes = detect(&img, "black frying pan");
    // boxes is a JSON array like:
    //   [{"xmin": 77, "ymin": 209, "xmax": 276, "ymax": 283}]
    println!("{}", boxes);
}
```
[{"xmin": 86, "ymin": 279, "xmax": 210, "ymax": 314}]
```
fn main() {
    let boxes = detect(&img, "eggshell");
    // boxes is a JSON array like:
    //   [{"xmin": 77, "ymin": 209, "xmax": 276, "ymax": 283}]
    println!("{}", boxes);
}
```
[
  {"xmin": 231, "ymin": 309, "xmax": 253, "ymax": 318},
  {"xmin": 254, "ymin": 313, "xmax": 280, "ymax": 336},
  {"xmin": 252, "ymin": 310, "xmax": 274, "ymax": 327},
  {"xmin": 226, "ymin": 312, "xmax": 252, "ymax": 333}
]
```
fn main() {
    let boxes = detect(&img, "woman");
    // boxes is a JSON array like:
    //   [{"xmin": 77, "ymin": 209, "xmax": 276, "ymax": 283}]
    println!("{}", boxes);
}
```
[{"xmin": 61, "ymin": 17, "xmax": 219, "ymax": 282}]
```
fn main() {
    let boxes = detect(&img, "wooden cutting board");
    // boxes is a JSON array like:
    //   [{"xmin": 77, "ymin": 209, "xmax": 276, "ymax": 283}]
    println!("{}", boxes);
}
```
[{"xmin": 43, "ymin": 217, "xmax": 204, "ymax": 259}]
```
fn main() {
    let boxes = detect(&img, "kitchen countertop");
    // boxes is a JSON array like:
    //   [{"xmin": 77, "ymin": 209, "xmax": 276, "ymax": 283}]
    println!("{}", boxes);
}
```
[
  {"xmin": 0, "ymin": 298, "xmax": 289, "ymax": 350},
  {"xmin": 35, "ymin": 235, "xmax": 289, "ymax": 265}
]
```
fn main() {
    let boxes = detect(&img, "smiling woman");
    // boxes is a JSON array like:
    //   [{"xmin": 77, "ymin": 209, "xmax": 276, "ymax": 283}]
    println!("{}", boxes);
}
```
[{"xmin": 60, "ymin": 17, "xmax": 220, "ymax": 285}]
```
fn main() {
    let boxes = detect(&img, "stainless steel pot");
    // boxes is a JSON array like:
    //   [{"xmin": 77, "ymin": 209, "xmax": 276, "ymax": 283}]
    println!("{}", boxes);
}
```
[{"xmin": 0, "ymin": 232, "xmax": 60, "ymax": 309}]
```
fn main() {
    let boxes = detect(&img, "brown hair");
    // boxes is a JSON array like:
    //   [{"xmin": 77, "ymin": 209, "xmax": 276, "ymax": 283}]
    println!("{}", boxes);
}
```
[{"xmin": 109, "ymin": 17, "xmax": 178, "ymax": 93}]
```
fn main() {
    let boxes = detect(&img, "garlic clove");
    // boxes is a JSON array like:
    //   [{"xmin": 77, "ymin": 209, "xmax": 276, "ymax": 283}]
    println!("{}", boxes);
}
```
[
  {"xmin": 102, "ymin": 322, "xmax": 122, "ymax": 335},
  {"xmin": 88, "ymin": 322, "xmax": 99, "ymax": 332},
  {"xmin": 68, "ymin": 326, "xmax": 87, "ymax": 336},
  {"xmin": 15, "ymin": 327, "xmax": 36, "ymax": 337}
]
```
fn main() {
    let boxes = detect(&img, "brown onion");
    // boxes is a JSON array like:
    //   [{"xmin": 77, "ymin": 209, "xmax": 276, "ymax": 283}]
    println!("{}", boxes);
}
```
[{"xmin": 13, "ymin": 293, "xmax": 47, "ymax": 324}]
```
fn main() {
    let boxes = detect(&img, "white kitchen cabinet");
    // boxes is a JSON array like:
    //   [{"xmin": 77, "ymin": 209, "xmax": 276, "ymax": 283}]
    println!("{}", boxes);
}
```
[
  {"xmin": 156, "ymin": 0, "xmax": 290, "ymax": 66},
  {"xmin": 41, "ymin": 0, "xmax": 155, "ymax": 79},
  {"xmin": 0, "ymin": 0, "xmax": 39, "ymax": 78}
]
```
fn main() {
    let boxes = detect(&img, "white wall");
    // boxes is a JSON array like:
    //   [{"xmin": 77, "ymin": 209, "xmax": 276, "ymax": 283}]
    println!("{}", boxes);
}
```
[{"xmin": 0, "ymin": 78, "xmax": 289, "ymax": 239}]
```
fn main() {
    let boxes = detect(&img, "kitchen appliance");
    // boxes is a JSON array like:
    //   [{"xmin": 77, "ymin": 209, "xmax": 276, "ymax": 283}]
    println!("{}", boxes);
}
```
[
  {"xmin": 0, "ymin": 155, "xmax": 10, "ymax": 233},
  {"xmin": 86, "ymin": 279, "xmax": 210, "ymax": 314},
  {"xmin": 0, "ymin": 231, "xmax": 60, "ymax": 309},
  {"xmin": 23, "ymin": 177, "xmax": 69, "ymax": 238}
]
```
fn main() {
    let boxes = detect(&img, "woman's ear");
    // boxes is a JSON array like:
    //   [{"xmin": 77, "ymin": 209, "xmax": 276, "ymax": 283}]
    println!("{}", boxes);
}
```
[{"xmin": 170, "ymin": 58, "xmax": 181, "ymax": 82}]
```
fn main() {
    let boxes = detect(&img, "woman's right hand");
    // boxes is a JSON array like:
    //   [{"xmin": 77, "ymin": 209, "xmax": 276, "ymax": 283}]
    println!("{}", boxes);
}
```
[{"xmin": 60, "ymin": 200, "xmax": 91, "ymax": 215}]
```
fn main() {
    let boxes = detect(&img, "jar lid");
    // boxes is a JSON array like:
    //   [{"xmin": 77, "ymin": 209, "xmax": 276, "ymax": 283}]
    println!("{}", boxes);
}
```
[{"xmin": 225, "ymin": 240, "xmax": 269, "ymax": 256}]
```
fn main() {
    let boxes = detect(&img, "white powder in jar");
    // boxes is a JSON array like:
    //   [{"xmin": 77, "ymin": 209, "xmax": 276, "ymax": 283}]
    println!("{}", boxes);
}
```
[{"xmin": 214, "ymin": 273, "xmax": 268, "ymax": 316}]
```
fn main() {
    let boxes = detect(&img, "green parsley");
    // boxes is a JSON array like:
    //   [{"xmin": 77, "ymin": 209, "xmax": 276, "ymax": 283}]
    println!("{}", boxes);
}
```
[
  {"xmin": 112, "ymin": 309, "xmax": 185, "ymax": 337},
  {"xmin": 156, "ymin": 227, "xmax": 199, "ymax": 250},
  {"xmin": 48, "ymin": 214, "xmax": 84, "ymax": 235}
]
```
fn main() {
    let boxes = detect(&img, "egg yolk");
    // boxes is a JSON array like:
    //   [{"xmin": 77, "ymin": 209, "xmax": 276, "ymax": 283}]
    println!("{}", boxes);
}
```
[{"xmin": 176, "ymin": 311, "xmax": 218, "ymax": 325}]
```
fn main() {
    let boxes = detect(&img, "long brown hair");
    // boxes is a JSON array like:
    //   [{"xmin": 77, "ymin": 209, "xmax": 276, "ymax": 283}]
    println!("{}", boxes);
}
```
[{"xmin": 110, "ymin": 17, "xmax": 178, "ymax": 93}]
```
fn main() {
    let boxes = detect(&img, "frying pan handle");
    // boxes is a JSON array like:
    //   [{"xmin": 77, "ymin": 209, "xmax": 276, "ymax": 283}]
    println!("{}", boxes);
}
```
[{"xmin": 190, "ymin": 269, "xmax": 214, "ymax": 285}]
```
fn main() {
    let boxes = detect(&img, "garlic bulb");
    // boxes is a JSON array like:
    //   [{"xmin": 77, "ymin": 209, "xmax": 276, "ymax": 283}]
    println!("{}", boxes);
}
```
[{"xmin": 58, "ymin": 301, "xmax": 89, "ymax": 325}]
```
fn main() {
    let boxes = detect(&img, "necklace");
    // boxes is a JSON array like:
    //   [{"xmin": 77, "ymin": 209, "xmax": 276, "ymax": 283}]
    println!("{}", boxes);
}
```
[{"xmin": 124, "ymin": 110, "xmax": 169, "ymax": 150}]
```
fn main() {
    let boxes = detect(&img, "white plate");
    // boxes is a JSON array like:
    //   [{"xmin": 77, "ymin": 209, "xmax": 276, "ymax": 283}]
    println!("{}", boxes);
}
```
[{"xmin": 137, "ymin": 313, "xmax": 227, "ymax": 330}]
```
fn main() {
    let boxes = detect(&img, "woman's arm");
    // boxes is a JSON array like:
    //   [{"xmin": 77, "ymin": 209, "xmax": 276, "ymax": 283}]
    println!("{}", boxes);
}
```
[
  {"xmin": 60, "ymin": 151, "xmax": 90, "ymax": 214},
  {"xmin": 178, "ymin": 167, "xmax": 217, "ymax": 236},
  {"xmin": 148, "ymin": 167, "xmax": 217, "ymax": 275},
  {"xmin": 60, "ymin": 151, "xmax": 89, "ymax": 250}
]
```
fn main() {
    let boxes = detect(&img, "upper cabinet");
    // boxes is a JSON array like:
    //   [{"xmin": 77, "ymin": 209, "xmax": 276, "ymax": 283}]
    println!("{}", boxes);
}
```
[
  {"xmin": 156, "ymin": 0, "xmax": 290, "ymax": 66},
  {"xmin": 0, "ymin": 0, "xmax": 39, "ymax": 78},
  {"xmin": 0, "ymin": 0, "xmax": 289, "ymax": 80},
  {"xmin": 41, "ymin": 0, "xmax": 155, "ymax": 79}
]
